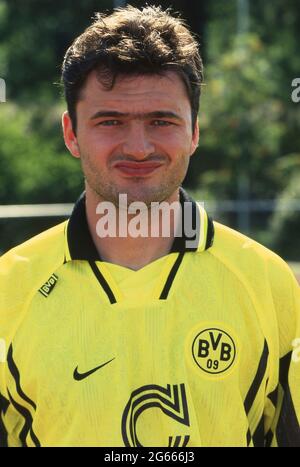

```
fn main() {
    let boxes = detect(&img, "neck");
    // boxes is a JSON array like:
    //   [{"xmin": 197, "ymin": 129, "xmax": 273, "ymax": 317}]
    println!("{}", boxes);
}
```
[{"xmin": 85, "ymin": 187, "xmax": 180, "ymax": 270}]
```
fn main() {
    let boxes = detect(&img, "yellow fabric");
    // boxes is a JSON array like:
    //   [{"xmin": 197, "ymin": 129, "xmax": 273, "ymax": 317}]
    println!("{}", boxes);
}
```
[
  {"xmin": 102, "ymin": 255, "xmax": 177, "ymax": 301},
  {"xmin": 0, "ymin": 218, "xmax": 299, "ymax": 447}
]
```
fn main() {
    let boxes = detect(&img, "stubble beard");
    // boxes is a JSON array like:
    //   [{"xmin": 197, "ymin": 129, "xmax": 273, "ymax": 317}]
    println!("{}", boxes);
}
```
[{"xmin": 80, "ymin": 151, "xmax": 190, "ymax": 208}]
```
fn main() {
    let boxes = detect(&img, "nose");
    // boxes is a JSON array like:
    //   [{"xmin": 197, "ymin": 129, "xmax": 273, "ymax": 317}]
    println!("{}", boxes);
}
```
[{"xmin": 122, "ymin": 122, "xmax": 155, "ymax": 160}]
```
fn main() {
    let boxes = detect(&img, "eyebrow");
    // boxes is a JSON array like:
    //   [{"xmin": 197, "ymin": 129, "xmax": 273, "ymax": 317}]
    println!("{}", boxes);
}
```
[{"xmin": 90, "ymin": 110, "xmax": 183, "ymax": 121}]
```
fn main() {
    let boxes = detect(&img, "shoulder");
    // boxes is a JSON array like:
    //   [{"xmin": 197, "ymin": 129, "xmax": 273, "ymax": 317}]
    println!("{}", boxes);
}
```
[
  {"xmin": 0, "ymin": 220, "xmax": 67, "ymax": 274},
  {"xmin": 209, "ymin": 220, "xmax": 294, "ymax": 280},
  {"xmin": 0, "ymin": 221, "xmax": 67, "ymax": 336},
  {"xmin": 208, "ymin": 221, "xmax": 299, "ymax": 353}
]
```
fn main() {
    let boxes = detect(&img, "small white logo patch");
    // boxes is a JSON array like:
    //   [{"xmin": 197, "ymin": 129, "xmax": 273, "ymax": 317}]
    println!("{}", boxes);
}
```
[{"xmin": 39, "ymin": 274, "xmax": 58, "ymax": 297}]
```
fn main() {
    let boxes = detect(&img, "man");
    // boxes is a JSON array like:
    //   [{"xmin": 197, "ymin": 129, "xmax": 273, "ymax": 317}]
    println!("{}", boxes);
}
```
[{"xmin": 0, "ymin": 5, "xmax": 299, "ymax": 447}]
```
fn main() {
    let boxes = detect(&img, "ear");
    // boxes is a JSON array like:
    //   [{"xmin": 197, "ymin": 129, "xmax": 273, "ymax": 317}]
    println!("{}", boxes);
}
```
[
  {"xmin": 190, "ymin": 118, "xmax": 199, "ymax": 156},
  {"xmin": 62, "ymin": 111, "xmax": 80, "ymax": 158}
]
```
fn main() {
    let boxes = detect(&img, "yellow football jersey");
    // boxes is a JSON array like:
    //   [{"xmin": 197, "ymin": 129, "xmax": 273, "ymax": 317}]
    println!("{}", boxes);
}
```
[{"xmin": 0, "ymin": 189, "xmax": 299, "ymax": 447}]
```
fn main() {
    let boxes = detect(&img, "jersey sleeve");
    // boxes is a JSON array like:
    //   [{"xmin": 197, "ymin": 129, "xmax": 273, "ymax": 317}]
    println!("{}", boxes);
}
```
[
  {"xmin": 0, "ymin": 251, "xmax": 26, "ymax": 447},
  {"xmin": 0, "ymin": 391, "xmax": 24, "ymax": 447},
  {"xmin": 266, "ymin": 266, "xmax": 300, "ymax": 447},
  {"xmin": 0, "ymin": 392, "xmax": 9, "ymax": 447}
]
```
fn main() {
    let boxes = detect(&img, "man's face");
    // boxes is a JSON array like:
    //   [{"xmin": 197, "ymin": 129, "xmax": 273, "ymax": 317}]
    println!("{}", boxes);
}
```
[{"xmin": 62, "ymin": 70, "xmax": 199, "ymax": 206}]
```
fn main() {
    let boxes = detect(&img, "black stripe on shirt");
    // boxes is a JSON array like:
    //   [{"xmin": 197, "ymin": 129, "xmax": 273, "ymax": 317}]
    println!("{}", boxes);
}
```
[
  {"xmin": 244, "ymin": 340, "xmax": 269, "ymax": 414},
  {"xmin": 265, "ymin": 429, "xmax": 274, "ymax": 447},
  {"xmin": 252, "ymin": 415, "xmax": 265, "ymax": 447},
  {"xmin": 169, "ymin": 434, "xmax": 190, "ymax": 447},
  {"xmin": 159, "ymin": 252, "xmax": 185, "ymax": 300},
  {"xmin": 246, "ymin": 428, "xmax": 252, "ymax": 446},
  {"xmin": 7, "ymin": 389, "xmax": 40, "ymax": 447},
  {"xmin": 6, "ymin": 345, "xmax": 40, "ymax": 447},
  {"xmin": 262, "ymin": 386, "xmax": 279, "ymax": 447},
  {"xmin": 0, "ymin": 393, "xmax": 9, "ymax": 447},
  {"xmin": 0, "ymin": 417, "xmax": 8, "ymax": 447},
  {"xmin": 0, "ymin": 392, "xmax": 9, "ymax": 415},
  {"xmin": 205, "ymin": 215, "xmax": 215, "ymax": 250},
  {"xmin": 268, "ymin": 386, "xmax": 278, "ymax": 408},
  {"xmin": 276, "ymin": 352, "xmax": 300, "ymax": 447},
  {"xmin": 89, "ymin": 260, "xmax": 117, "ymax": 304},
  {"xmin": 181, "ymin": 435, "xmax": 190, "ymax": 447},
  {"xmin": 7, "ymin": 345, "xmax": 36, "ymax": 411}
]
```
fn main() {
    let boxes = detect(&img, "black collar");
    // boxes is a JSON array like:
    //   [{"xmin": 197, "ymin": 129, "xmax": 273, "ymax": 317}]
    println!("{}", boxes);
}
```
[{"xmin": 66, "ymin": 188, "xmax": 214, "ymax": 261}]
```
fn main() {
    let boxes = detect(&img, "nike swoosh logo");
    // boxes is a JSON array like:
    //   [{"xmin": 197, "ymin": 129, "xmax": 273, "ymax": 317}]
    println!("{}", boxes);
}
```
[{"xmin": 73, "ymin": 357, "xmax": 115, "ymax": 381}]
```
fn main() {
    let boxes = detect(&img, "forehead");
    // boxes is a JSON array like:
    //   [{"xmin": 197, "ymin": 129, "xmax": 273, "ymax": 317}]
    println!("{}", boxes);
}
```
[{"xmin": 78, "ymin": 70, "xmax": 190, "ymax": 112}]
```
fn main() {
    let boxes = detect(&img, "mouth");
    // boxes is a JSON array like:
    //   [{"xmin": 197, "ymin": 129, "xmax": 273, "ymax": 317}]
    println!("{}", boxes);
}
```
[{"xmin": 114, "ymin": 161, "xmax": 163, "ymax": 177}]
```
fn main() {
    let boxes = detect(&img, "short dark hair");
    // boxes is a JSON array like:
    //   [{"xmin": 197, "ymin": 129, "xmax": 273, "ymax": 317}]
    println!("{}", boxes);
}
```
[{"xmin": 61, "ymin": 5, "xmax": 203, "ymax": 133}]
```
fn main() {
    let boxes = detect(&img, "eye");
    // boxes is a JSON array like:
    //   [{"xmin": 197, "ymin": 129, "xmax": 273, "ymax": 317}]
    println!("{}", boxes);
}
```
[
  {"xmin": 96, "ymin": 120, "xmax": 122, "ymax": 126},
  {"xmin": 152, "ymin": 120, "xmax": 174, "ymax": 127}
]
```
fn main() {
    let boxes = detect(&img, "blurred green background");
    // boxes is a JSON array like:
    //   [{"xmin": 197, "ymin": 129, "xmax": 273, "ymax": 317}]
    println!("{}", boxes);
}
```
[{"xmin": 0, "ymin": 0, "xmax": 299, "ymax": 262}]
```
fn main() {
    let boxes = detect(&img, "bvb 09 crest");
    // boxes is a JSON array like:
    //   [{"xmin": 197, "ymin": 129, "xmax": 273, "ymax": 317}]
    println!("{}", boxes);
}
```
[{"xmin": 192, "ymin": 327, "xmax": 236, "ymax": 375}]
